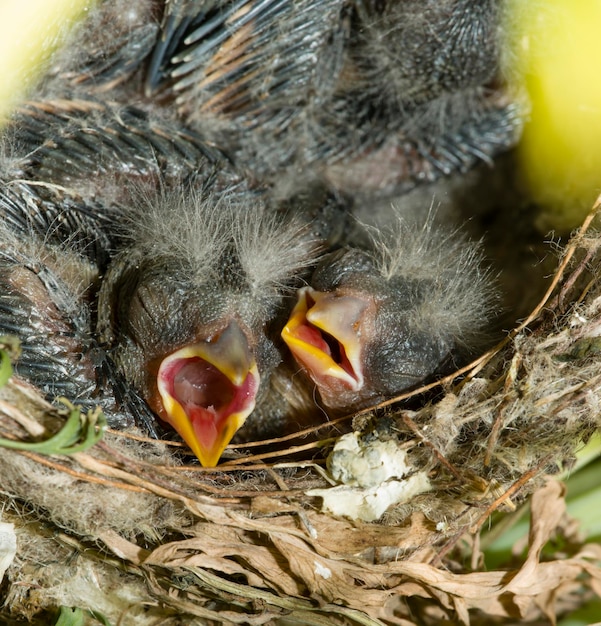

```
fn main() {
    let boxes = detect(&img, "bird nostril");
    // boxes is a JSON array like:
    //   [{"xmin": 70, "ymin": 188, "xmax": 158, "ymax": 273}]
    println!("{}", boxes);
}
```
[{"xmin": 173, "ymin": 358, "xmax": 236, "ymax": 410}]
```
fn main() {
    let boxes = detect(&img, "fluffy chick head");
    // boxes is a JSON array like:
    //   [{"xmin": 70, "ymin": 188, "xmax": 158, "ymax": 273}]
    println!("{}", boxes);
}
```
[
  {"xmin": 283, "ymin": 214, "xmax": 497, "ymax": 412},
  {"xmin": 98, "ymin": 186, "xmax": 319, "ymax": 466}
]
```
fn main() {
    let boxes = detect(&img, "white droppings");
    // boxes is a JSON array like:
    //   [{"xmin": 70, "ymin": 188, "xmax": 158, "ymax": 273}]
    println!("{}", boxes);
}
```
[
  {"xmin": 306, "ymin": 432, "xmax": 432, "ymax": 522},
  {"xmin": 0, "ymin": 521, "xmax": 17, "ymax": 582},
  {"xmin": 314, "ymin": 560, "xmax": 332, "ymax": 579}
]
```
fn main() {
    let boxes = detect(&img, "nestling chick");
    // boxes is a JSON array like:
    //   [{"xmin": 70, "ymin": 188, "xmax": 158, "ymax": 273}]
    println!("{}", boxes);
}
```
[
  {"xmin": 97, "ymin": 186, "xmax": 319, "ymax": 466},
  {"xmin": 2, "ymin": 94, "xmax": 328, "ymax": 464},
  {"xmin": 282, "ymin": 215, "xmax": 497, "ymax": 412}
]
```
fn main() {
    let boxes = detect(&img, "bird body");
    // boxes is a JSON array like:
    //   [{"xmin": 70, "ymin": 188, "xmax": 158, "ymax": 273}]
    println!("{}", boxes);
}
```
[
  {"xmin": 139, "ymin": 0, "xmax": 523, "ymax": 195},
  {"xmin": 34, "ymin": 0, "xmax": 523, "ymax": 197},
  {"xmin": 0, "ymin": 217, "xmax": 98, "ymax": 402},
  {"xmin": 1, "ymin": 91, "xmax": 328, "ymax": 465}
]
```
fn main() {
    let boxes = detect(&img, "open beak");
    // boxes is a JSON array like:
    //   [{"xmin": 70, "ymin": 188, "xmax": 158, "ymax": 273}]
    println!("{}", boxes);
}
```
[
  {"xmin": 157, "ymin": 321, "xmax": 259, "ymax": 467},
  {"xmin": 282, "ymin": 287, "xmax": 366, "ymax": 394}
]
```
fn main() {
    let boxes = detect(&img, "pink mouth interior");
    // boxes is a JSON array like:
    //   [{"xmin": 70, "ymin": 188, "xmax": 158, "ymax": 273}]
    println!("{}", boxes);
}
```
[
  {"xmin": 162, "ymin": 357, "xmax": 257, "ymax": 451},
  {"xmin": 295, "ymin": 323, "xmax": 332, "ymax": 356},
  {"xmin": 295, "ymin": 296, "xmax": 356, "ymax": 380},
  {"xmin": 173, "ymin": 359, "xmax": 236, "ymax": 412}
]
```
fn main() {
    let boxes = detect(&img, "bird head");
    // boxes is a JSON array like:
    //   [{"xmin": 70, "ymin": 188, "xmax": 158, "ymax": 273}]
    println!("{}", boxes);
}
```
[
  {"xmin": 98, "ymin": 187, "xmax": 318, "ymax": 466},
  {"xmin": 282, "ymin": 217, "xmax": 496, "ymax": 412}
]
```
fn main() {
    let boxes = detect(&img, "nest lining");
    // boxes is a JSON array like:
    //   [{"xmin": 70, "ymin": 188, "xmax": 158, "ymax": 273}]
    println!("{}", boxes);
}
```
[{"xmin": 1, "ymin": 206, "xmax": 601, "ymax": 624}]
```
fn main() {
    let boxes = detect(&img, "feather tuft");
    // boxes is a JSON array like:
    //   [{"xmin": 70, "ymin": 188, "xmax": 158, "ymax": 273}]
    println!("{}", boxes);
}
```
[
  {"xmin": 233, "ymin": 204, "xmax": 321, "ymax": 296},
  {"xmin": 367, "ymin": 208, "xmax": 498, "ymax": 347},
  {"xmin": 117, "ymin": 185, "xmax": 234, "ymax": 284}
]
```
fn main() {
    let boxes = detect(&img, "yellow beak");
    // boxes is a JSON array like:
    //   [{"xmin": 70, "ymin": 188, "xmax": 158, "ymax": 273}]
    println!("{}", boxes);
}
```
[
  {"xmin": 282, "ymin": 287, "xmax": 366, "ymax": 391},
  {"xmin": 157, "ymin": 321, "xmax": 259, "ymax": 467}
]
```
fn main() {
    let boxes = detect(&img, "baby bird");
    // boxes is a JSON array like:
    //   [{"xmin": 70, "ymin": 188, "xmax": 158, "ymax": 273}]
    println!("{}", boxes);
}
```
[
  {"xmin": 96, "ymin": 185, "xmax": 319, "ymax": 466},
  {"xmin": 15, "ymin": 0, "xmax": 525, "ymax": 213},
  {"xmin": 282, "ymin": 215, "xmax": 496, "ymax": 412},
  {"xmin": 0, "ymin": 165, "xmax": 322, "ymax": 465}
]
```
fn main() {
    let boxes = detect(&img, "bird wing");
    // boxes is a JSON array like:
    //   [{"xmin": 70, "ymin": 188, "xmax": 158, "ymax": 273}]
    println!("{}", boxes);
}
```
[
  {"xmin": 147, "ymin": 0, "xmax": 346, "ymax": 118},
  {"xmin": 0, "ymin": 207, "xmax": 98, "ymax": 402},
  {"xmin": 10, "ymin": 98, "xmax": 227, "ymax": 186}
]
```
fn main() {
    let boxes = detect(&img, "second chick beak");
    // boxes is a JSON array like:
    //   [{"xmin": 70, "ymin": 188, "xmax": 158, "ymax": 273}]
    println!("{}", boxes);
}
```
[
  {"xmin": 282, "ymin": 287, "xmax": 366, "ymax": 394},
  {"xmin": 157, "ymin": 321, "xmax": 259, "ymax": 467}
]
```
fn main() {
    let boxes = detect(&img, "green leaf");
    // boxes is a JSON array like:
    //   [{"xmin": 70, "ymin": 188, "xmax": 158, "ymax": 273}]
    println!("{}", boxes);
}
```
[
  {"xmin": 54, "ymin": 607, "xmax": 85, "ymax": 626},
  {"xmin": 0, "ymin": 335, "xmax": 21, "ymax": 388},
  {"xmin": 0, "ymin": 349, "xmax": 12, "ymax": 388},
  {"xmin": 0, "ymin": 401, "xmax": 107, "ymax": 455},
  {"xmin": 54, "ymin": 606, "xmax": 113, "ymax": 626}
]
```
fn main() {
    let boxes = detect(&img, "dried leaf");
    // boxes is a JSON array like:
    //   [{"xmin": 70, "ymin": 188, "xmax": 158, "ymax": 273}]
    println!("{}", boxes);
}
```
[
  {"xmin": 144, "ymin": 529, "xmax": 302, "ymax": 596},
  {"xmin": 97, "ymin": 529, "xmax": 149, "ymax": 565}
]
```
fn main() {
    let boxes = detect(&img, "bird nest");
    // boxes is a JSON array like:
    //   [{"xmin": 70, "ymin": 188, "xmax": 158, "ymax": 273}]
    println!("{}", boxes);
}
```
[{"xmin": 2, "ymin": 204, "xmax": 601, "ymax": 625}]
